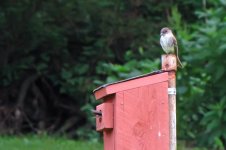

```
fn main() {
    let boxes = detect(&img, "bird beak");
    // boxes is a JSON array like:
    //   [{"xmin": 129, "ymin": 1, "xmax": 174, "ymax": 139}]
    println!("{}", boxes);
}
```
[{"xmin": 160, "ymin": 33, "xmax": 163, "ymax": 36}]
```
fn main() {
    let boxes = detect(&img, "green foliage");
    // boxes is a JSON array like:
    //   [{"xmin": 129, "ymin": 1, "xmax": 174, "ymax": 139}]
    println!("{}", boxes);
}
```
[
  {"xmin": 95, "ymin": 55, "xmax": 160, "ymax": 84},
  {"xmin": 169, "ymin": 1, "xmax": 226, "ymax": 149},
  {"xmin": 0, "ymin": 0, "xmax": 167, "ymax": 139}
]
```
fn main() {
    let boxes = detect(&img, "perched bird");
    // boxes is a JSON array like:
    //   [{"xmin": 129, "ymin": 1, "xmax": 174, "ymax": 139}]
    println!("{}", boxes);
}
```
[{"xmin": 160, "ymin": 27, "xmax": 183, "ymax": 68}]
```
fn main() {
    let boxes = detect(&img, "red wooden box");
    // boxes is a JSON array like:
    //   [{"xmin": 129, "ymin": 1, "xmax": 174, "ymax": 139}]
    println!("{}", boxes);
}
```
[{"xmin": 93, "ymin": 71, "xmax": 170, "ymax": 150}]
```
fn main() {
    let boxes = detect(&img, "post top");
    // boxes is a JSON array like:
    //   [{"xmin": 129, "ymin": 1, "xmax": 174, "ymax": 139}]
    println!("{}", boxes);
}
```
[{"xmin": 161, "ymin": 54, "xmax": 177, "ymax": 71}]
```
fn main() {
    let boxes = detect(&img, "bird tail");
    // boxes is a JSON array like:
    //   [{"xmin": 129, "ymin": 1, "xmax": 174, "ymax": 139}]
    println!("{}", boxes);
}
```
[
  {"xmin": 177, "ymin": 56, "xmax": 183, "ymax": 68},
  {"xmin": 175, "ymin": 45, "xmax": 183, "ymax": 68}
]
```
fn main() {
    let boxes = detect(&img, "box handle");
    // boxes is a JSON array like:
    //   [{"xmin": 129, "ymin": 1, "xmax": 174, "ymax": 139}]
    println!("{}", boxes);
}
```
[{"xmin": 91, "ymin": 109, "xmax": 102, "ymax": 116}]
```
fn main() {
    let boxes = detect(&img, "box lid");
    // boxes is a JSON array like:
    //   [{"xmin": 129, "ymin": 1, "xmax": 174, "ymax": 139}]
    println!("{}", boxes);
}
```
[{"xmin": 93, "ymin": 70, "xmax": 169, "ymax": 100}]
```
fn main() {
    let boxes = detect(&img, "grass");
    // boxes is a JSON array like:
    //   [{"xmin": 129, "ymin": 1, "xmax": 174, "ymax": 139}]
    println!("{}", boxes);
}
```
[
  {"xmin": 0, "ymin": 135, "xmax": 207, "ymax": 150},
  {"xmin": 0, "ymin": 135, "xmax": 103, "ymax": 150}
]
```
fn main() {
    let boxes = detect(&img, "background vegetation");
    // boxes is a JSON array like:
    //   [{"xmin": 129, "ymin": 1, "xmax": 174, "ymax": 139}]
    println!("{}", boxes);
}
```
[{"xmin": 0, "ymin": 0, "xmax": 226, "ymax": 149}]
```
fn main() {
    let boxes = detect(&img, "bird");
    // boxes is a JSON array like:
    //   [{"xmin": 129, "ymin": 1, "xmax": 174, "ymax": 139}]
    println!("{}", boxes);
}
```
[{"xmin": 160, "ymin": 27, "xmax": 183, "ymax": 68}]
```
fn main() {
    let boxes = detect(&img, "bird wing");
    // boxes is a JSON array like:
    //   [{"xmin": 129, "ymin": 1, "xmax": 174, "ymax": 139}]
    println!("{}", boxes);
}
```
[{"xmin": 173, "ymin": 36, "xmax": 183, "ymax": 68}]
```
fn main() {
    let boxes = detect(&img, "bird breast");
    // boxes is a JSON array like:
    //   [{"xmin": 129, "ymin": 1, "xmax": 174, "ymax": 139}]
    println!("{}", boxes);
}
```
[{"xmin": 160, "ymin": 33, "xmax": 175, "ymax": 53}]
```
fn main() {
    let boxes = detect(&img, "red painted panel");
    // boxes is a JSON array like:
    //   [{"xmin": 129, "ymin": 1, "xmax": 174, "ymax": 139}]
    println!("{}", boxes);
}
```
[
  {"xmin": 96, "ymin": 103, "xmax": 114, "ymax": 131},
  {"xmin": 104, "ymin": 131, "xmax": 114, "ymax": 150},
  {"xmin": 94, "ymin": 72, "xmax": 168, "ymax": 100},
  {"xmin": 102, "ymin": 95, "xmax": 115, "ymax": 150},
  {"xmin": 114, "ymin": 82, "xmax": 169, "ymax": 150}
]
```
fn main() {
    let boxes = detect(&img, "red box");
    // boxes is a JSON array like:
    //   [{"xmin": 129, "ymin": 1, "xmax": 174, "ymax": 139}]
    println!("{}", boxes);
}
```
[{"xmin": 94, "ymin": 72, "xmax": 170, "ymax": 150}]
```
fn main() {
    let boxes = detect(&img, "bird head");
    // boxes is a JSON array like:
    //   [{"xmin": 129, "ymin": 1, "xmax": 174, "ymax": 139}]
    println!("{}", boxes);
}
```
[{"xmin": 160, "ymin": 27, "xmax": 172, "ymax": 36}]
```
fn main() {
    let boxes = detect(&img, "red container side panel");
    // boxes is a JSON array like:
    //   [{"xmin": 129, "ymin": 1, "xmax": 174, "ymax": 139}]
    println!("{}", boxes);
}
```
[{"xmin": 114, "ymin": 81, "xmax": 169, "ymax": 150}]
